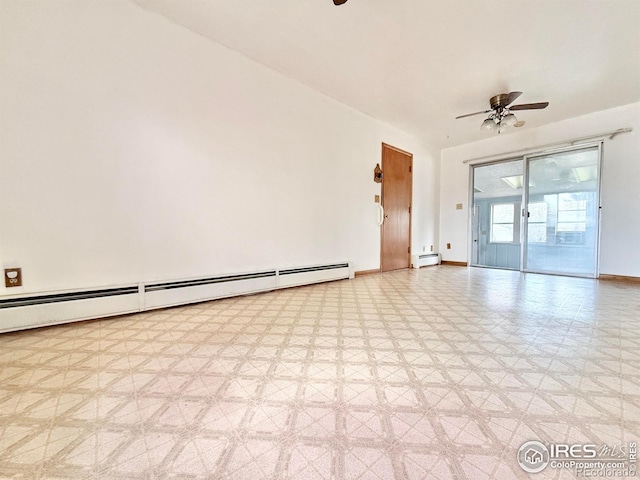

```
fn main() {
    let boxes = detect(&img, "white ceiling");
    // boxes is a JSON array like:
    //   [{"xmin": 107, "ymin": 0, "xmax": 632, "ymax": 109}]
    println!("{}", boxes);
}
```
[{"xmin": 132, "ymin": 0, "xmax": 640, "ymax": 150}]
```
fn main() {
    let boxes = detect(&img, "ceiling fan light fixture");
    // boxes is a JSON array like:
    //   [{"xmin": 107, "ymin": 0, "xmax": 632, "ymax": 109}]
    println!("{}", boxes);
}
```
[
  {"xmin": 481, "ymin": 117, "xmax": 498, "ymax": 131},
  {"xmin": 501, "ymin": 113, "xmax": 518, "ymax": 128}
]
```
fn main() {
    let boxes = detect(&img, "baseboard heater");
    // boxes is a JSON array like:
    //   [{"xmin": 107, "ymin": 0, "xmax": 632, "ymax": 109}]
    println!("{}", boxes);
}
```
[
  {"xmin": 278, "ymin": 263, "xmax": 349, "ymax": 289},
  {"xmin": 0, "ymin": 262, "xmax": 350, "ymax": 333},
  {"xmin": 0, "ymin": 286, "xmax": 140, "ymax": 333},
  {"xmin": 144, "ymin": 270, "xmax": 277, "ymax": 310},
  {"xmin": 411, "ymin": 253, "xmax": 441, "ymax": 268}
]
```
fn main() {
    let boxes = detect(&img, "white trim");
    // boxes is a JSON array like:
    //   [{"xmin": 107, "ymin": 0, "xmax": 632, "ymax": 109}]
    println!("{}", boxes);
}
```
[{"xmin": 462, "ymin": 128, "xmax": 632, "ymax": 166}]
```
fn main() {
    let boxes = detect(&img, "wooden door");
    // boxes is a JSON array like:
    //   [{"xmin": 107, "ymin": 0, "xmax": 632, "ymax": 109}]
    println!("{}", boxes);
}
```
[{"xmin": 381, "ymin": 143, "xmax": 413, "ymax": 272}]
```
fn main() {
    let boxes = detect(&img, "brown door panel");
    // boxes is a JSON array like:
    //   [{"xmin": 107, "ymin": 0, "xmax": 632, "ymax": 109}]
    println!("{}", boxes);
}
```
[{"xmin": 381, "ymin": 144, "xmax": 412, "ymax": 272}]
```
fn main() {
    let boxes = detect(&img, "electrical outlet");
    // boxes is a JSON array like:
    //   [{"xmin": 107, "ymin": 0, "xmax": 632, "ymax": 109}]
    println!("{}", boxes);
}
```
[
  {"xmin": 447, "ymin": 243, "xmax": 451, "ymax": 249},
  {"xmin": 4, "ymin": 268, "xmax": 22, "ymax": 287},
  {"xmin": 374, "ymin": 195, "xmax": 380, "ymax": 203},
  {"xmin": 456, "ymin": 203, "xmax": 463, "ymax": 210},
  {"xmin": 430, "ymin": 245, "xmax": 434, "ymax": 252}
]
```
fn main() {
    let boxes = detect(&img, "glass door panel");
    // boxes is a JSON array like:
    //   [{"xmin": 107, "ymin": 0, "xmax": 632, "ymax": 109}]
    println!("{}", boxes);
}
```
[
  {"xmin": 523, "ymin": 146, "xmax": 600, "ymax": 277},
  {"xmin": 471, "ymin": 159, "xmax": 524, "ymax": 270}
]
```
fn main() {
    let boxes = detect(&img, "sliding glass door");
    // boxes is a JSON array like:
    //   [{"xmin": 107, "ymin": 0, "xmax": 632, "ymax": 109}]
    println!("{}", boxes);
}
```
[
  {"xmin": 471, "ymin": 159, "xmax": 524, "ymax": 270},
  {"xmin": 471, "ymin": 144, "xmax": 601, "ymax": 277},
  {"xmin": 523, "ymin": 145, "xmax": 601, "ymax": 277}
]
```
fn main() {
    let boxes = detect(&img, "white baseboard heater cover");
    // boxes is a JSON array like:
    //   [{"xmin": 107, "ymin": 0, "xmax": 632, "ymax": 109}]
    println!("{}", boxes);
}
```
[
  {"xmin": 0, "ymin": 262, "xmax": 350, "ymax": 333},
  {"xmin": 144, "ymin": 271, "xmax": 278, "ymax": 310},
  {"xmin": 277, "ymin": 263, "xmax": 350, "ymax": 289},
  {"xmin": 0, "ymin": 287, "xmax": 140, "ymax": 333},
  {"xmin": 411, "ymin": 253, "xmax": 441, "ymax": 268}
]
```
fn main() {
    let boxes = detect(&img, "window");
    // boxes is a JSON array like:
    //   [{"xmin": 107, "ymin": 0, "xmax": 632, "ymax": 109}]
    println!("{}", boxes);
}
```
[
  {"xmin": 527, "ymin": 202, "xmax": 548, "ymax": 243},
  {"xmin": 490, "ymin": 203, "xmax": 515, "ymax": 243},
  {"xmin": 555, "ymin": 192, "xmax": 588, "ymax": 245},
  {"xmin": 557, "ymin": 193, "xmax": 587, "ymax": 232}
]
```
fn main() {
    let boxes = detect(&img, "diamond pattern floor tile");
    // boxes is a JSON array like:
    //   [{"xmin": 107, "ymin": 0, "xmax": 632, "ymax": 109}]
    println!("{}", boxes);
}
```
[{"xmin": 0, "ymin": 266, "xmax": 638, "ymax": 479}]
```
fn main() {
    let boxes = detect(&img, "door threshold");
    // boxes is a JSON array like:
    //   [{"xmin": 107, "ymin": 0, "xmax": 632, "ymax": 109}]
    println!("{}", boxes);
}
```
[{"xmin": 470, "ymin": 265, "xmax": 520, "ymax": 272}]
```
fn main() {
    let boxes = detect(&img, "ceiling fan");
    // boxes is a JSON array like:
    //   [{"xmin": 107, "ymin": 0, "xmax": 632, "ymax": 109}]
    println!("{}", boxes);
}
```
[
  {"xmin": 333, "ymin": 0, "xmax": 348, "ymax": 5},
  {"xmin": 456, "ymin": 91, "xmax": 549, "ymax": 133}
]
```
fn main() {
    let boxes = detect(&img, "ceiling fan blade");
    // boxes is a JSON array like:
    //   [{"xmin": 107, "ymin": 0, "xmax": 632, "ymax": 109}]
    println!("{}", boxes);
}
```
[
  {"xmin": 490, "ymin": 91, "xmax": 522, "ymax": 109},
  {"xmin": 455, "ymin": 109, "xmax": 492, "ymax": 120},
  {"xmin": 333, "ymin": 0, "xmax": 348, "ymax": 4},
  {"xmin": 503, "ymin": 91, "xmax": 523, "ymax": 106},
  {"xmin": 510, "ymin": 102, "xmax": 549, "ymax": 111}
]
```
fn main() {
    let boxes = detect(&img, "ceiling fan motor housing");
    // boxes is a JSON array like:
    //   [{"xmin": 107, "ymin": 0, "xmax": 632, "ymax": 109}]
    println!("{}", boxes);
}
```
[{"xmin": 490, "ymin": 92, "xmax": 522, "ymax": 110}]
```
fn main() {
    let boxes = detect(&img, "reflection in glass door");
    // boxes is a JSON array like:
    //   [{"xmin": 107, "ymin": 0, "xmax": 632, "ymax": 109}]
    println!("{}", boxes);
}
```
[{"xmin": 523, "ymin": 145, "xmax": 601, "ymax": 277}]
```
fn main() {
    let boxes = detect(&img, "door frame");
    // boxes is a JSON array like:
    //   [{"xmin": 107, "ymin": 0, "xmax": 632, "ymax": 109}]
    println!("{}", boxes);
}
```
[{"xmin": 380, "ymin": 142, "xmax": 413, "ymax": 272}]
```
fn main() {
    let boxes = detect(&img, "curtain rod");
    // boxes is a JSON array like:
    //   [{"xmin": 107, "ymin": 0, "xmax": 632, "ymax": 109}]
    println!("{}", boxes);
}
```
[{"xmin": 462, "ymin": 128, "xmax": 633, "ymax": 165}]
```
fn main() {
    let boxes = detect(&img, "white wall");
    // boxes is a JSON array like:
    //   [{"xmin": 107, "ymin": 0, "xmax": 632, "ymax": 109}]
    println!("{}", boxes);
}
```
[
  {"xmin": 0, "ymin": 0, "xmax": 439, "ymax": 295},
  {"xmin": 440, "ymin": 102, "xmax": 640, "ymax": 277}
]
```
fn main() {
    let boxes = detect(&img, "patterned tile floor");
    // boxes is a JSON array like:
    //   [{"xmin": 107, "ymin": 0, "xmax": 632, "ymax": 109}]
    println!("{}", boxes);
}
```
[{"xmin": 0, "ymin": 266, "xmax": 639, "ymax": 479}]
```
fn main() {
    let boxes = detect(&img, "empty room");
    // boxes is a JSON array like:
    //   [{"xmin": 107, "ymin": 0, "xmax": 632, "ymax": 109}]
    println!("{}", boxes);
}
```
[{"xmin": 1, "ymin": 1, "xmax": 639, "ymax": 479}]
